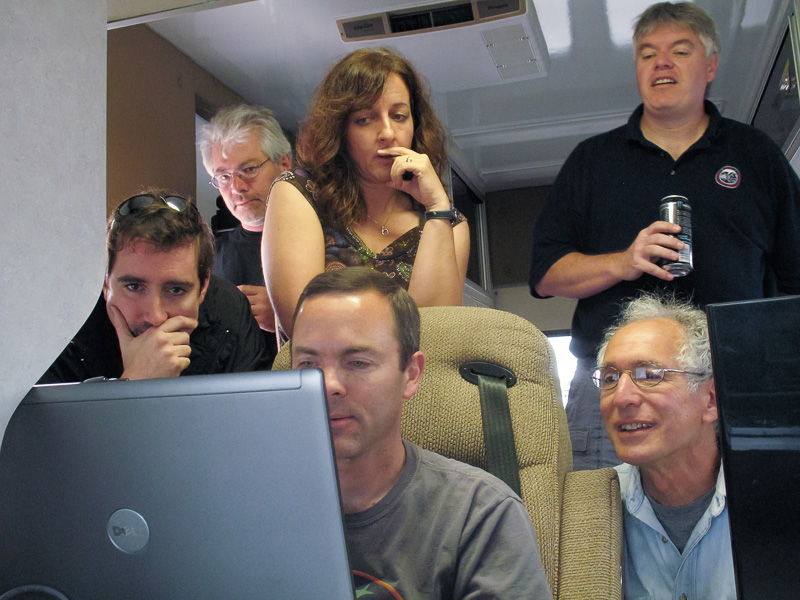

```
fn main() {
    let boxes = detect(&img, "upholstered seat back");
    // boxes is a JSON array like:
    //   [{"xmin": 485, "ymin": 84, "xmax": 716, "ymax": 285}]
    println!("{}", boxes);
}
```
[{"xmin": 400, "ymin": 306, "xmax": 570, "ymax": 591}]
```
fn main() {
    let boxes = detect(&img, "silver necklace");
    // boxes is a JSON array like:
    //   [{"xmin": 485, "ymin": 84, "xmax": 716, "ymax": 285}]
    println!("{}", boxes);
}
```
[{"xmin": 367, "ymin": 197, "xmax": 397, "ymax": 236}]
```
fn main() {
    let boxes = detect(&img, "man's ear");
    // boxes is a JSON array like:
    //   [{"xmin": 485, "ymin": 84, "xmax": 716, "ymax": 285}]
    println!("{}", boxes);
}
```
[
  {"xmin": 102, "ymin": 276, "xmax": 110, "ymax": 301},
  {"xmin": 706, "ymin": 52, "xmax": 719, "ymax": 83},
  {"xmin": 402, "ymin": 351, "xmax": 425, "ymax": 400},
  {"xmin": 198, "ymin": 270, "xmax": 211, "ymax": 304},
  {"xmin": 278, "ymin": 154, "xmax": 292, "ymax": 171},
  {"xmin": 701, "ymin": 378, "xmax": 718, "ymax": 424}
]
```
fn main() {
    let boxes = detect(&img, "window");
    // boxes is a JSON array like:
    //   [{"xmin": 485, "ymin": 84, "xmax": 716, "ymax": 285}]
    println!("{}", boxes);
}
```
[
  {"xmin": 546, "ymin": 334, "xmax": 577, "ymax": 408},
  {"xmin": 751, "ymin": 28, "xmax": 800, "ymax": 151}
]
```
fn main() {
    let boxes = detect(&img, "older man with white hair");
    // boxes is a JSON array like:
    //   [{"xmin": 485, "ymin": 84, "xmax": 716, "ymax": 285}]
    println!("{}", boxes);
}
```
[
  {"xmin": 198, "ymin": 104, "xmax": 292, "ymax": 337},
  {"xmin": 594, "ymin": 294, "xmax": 734, "ymax": 599}
]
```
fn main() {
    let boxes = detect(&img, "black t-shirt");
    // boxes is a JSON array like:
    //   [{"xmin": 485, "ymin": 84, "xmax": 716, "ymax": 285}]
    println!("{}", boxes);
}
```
[
  {"xmin": 212, "ymin": 225, "xmax": 265, "ymax": 286},
  {"xmin": 212, "ymin": 225, "xmax": 278, "ymax": 361}
]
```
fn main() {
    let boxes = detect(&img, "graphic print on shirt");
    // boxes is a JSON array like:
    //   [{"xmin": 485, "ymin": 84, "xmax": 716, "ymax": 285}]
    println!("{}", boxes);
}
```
[
  {"xmin": 353, "ymin": 570, "xmax": 404, "ymax": 599},
  {"xmin": 715, "ymin": 166, "xmax": 741, "ymax": 188}
]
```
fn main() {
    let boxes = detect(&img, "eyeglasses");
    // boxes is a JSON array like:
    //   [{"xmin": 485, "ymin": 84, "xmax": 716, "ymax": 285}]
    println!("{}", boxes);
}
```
[
  {"xmin": 591, "ymin": 365, "xmax": 705, "ymax": 390},
  {"xmin": 111, "ymin": 193, "xmax": 197, "ymax": 229},
  {"xmin": 210, "ymin": 157, "xmax": 271, "ymax": 189}
]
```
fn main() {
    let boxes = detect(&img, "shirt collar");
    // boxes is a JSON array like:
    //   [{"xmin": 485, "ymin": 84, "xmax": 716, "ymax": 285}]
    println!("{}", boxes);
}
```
[
  {"xmin": 709, "ymin": 462, "xmax": 727, "ymax": 517},
  {"xmin": 617, "ymin": 460, "xmax": 727, "ymax": 516},
  {"xmin": 624, "ymin": 100, "xmax": 723, "ymax": 150}
]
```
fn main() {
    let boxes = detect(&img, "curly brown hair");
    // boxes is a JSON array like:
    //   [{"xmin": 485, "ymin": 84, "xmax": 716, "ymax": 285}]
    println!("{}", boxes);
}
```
[{"xmin": 296, "ymin": 47, "xmax": 448, "ymax": 226}]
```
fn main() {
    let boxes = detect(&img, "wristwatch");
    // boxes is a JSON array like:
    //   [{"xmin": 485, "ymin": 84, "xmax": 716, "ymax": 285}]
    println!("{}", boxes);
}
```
[{"xmin": 424, "ymin": 208, "xmax": 459, "ymax": 225}]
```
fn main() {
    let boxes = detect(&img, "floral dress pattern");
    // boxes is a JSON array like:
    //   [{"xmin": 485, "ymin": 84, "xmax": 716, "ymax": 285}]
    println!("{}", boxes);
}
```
[{"xmin": 275, "ymin": 170, "xmax": 464, "ymax": 289}]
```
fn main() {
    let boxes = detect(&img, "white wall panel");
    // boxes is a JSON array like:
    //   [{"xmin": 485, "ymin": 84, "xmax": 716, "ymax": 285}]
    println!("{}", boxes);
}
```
[{"xmin": 0, "ymin": 0, "xmax": 106, "ymax": 445}]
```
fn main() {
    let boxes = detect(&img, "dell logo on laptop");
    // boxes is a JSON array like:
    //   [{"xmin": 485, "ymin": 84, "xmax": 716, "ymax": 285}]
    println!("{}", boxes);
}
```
[
  {"xmin": 111, "ymin": 525, "xmax": 146, "ymax": 537},
  {"xmin": 107, "ymin": 508, "xmax": 150, "ymax": 553}
]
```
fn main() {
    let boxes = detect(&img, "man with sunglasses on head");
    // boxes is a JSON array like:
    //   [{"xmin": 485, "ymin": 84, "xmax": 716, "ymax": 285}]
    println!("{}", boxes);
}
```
[
  {"xmin": 39, "ymin": 190, "xmax": 271, "ymax": 383},
  {"xmin": 594, "ymin": 293, "xmax": 734, "ymax": 599},
  {"xmin": 198, "ymin": 105, "xmax": 292, "ymax": 345}
]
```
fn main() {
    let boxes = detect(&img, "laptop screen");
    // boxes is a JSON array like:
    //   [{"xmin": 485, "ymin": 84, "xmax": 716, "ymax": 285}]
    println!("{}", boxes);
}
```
[
  {"xmin": 706, "ymin": 295, "xmax": 800, "ymax": 600},
  {"xmin": 0, "ymin": 370, "xmax": 355, "ymax": 599}
]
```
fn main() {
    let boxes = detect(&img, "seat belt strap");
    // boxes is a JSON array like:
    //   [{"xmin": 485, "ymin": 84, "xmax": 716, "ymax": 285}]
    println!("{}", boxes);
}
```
[{"xmin": 460, "ymin": 361, "xmax": 521, "ymax": 497}]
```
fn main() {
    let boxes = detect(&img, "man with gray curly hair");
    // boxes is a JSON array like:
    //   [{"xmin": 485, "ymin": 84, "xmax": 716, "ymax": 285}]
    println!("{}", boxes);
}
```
[
  {"xmin": 198, "ymin": 104, "xmax": 292, "ymax": 338},
  {"xmin": 593, "ymin": 293, "xmax": 734, "ymax": 599}
]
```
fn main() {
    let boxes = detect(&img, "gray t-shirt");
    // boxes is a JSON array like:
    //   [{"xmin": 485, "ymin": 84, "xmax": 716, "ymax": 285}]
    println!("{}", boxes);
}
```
[
  {"xmin": 647, "ymin": 486, "xmax": 716, "ymax": 554},
  {"xmin": 344, "ymin": 440, "xmax": 554, "ymax": 600}
]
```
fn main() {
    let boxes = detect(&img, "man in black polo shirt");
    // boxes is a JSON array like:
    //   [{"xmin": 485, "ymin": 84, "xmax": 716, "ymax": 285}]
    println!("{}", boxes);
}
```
[{"xmin": 530, "ymin": 2, "xmax": 800, "ymax": 470}]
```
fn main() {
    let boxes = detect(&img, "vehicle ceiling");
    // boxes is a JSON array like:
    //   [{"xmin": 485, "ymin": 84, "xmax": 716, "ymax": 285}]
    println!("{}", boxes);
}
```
[{"xmin": 145, "ymin": 0, "xmax": 789, "ymax": 195}]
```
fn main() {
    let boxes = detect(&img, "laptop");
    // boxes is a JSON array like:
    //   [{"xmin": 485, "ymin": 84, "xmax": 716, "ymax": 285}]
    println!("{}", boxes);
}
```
[
  {"xmin": 0, "ymin": 370, "xmax": 355, "ymax": 600},
  {"xmin": 706, "ymin": 295, "xmax": 800, "ymax": 600}
]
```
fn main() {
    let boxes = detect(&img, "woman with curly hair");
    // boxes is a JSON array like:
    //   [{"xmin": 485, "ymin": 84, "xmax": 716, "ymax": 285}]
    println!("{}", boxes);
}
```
[{"xmin": 263, "ymin": 47, "xmax": 469, "ymax": 337}]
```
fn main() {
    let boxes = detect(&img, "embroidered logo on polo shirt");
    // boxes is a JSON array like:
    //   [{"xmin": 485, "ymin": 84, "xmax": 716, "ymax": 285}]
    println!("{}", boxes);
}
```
[{"xmin": 715, "ymin": 166, "xmax": 741, "ymax": 188}]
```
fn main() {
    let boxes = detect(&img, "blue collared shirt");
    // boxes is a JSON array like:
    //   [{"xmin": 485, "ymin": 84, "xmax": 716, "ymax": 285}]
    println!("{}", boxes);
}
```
[{"xmin": 615, "ymin": 463, "xmax": 736, "ymax": 600}]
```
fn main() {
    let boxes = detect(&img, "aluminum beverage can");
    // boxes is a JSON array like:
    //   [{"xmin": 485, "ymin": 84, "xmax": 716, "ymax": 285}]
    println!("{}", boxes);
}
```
[{"xmin": 659, "ymin": 195, "xmax": 693, "ymax": 276}]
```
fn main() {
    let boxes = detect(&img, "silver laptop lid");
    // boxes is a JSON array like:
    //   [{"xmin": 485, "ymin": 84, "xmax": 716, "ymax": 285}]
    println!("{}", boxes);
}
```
[{"xmin": 0, "ymin": 370, "xmax": 354, "ymax": 600}]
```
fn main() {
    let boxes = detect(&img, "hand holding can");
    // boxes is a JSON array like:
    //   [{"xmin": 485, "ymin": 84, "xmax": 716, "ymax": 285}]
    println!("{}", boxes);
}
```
[{"xmin": 658, "ymin": 195, "xmax": 693, "ymax": 276}]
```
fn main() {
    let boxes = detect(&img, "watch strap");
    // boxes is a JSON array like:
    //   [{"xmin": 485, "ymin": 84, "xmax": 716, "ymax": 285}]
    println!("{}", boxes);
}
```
[{"xmin": 424, "ymin": 209, "xmax": 458, "ymax": 224}]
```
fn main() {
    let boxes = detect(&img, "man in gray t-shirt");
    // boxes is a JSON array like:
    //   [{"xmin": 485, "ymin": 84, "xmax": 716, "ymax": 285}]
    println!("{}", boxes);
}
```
[{"xmin": 291, "ymin": 267, "xmax": 553, "ymax": 600}]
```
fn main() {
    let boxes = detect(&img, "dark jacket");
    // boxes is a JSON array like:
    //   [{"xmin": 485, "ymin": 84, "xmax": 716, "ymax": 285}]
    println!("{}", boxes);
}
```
[{"xmin": 39, "ymin": 275, "xmax": 271, "ymax": 383}]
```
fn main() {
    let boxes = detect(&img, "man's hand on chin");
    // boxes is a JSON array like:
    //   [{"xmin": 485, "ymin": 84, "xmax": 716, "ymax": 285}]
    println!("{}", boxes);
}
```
[{"xmin": 107, "ymin": 303, "xmax": 198, "ymax": 380}]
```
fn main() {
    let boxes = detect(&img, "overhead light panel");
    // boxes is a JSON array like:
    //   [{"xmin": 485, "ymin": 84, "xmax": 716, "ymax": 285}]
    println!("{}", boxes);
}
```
[{"xmin": 482, "ymin": 24, "xmax": 541, "ymax": 78}]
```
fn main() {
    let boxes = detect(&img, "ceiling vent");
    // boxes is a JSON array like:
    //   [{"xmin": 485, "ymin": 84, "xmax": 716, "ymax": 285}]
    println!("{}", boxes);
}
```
[{"xmin": 335, "ymin": 0, "xmax": 549, "ymax": 90}]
